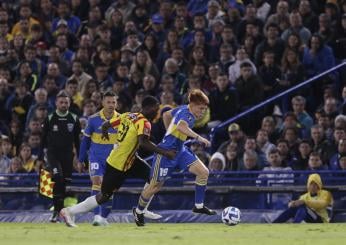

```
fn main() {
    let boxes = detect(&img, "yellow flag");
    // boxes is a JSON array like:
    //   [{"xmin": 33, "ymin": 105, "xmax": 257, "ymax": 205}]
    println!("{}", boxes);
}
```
[{"xmin": 39, "ymin": 168, "xmax": 54, "ymax": 198}]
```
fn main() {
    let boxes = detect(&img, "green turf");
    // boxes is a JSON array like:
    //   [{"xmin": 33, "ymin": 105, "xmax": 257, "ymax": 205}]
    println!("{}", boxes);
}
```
[{"xmin": 0, "ymin": 223, "xmax": 345, "ymax": 245}]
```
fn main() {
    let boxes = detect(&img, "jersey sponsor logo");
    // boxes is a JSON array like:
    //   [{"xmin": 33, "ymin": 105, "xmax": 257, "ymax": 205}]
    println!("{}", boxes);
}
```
[
  {"xmin": 53, "ymin": 125, "xmax": 58, "ymax": 131},
  {"xmin": 128, "ymin": 113, "xmax": 137, "ymax": 120},
  {"xmin": 67, "ymin": 123, "xmax": 74, "ymax": 132}
]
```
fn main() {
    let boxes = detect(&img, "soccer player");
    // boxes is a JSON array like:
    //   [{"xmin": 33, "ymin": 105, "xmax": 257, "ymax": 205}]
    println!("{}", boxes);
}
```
[
  {"xmin": 78, "ymin": 91, "xmax": 119, "ymax": 226},
  {"xmin": 133, "ymin": 89, "xmax": 216, "ymax": 226},
  {"xmin": 60, "ymin": 96, "xmax": 175, "ymax": 227},
  {"xmin": 79, "ymin": 91, "xmax": 161, "ymax": 226}
]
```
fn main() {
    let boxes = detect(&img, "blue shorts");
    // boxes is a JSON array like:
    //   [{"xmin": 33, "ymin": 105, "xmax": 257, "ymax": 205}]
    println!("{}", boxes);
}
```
[
  {"xmin": 150, "ymin": 146, "xmax": 199, "ymax": 182},
  {"xmin": 89, "ymin": 157, "xmax": 107, "ymax": 177}
]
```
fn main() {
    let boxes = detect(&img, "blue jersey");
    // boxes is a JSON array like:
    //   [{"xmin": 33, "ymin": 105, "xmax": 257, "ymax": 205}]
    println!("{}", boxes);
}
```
[
  {"xmin": 80, "ymin": 109, "xmax": 118, "ymax": 163},
  {"xmin": 160, "ymin": 105, "xmax": 195, "ymax": 151}
]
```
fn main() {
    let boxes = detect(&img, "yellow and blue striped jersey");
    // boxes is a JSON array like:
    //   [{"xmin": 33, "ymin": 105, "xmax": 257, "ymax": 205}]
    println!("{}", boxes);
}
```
[
  {"xmin": 160, "ymin": 105, "xmax": 195, "ymax": 151},
  {"xmin": 83, "ymin": 109, "xmax": 119, "ymax": 161}
]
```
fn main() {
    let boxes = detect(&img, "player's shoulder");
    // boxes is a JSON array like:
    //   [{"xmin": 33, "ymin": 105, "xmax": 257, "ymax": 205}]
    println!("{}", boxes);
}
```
[{"xmin": 89, "ymin": 111, "xmax": 101, "ymax": 119}]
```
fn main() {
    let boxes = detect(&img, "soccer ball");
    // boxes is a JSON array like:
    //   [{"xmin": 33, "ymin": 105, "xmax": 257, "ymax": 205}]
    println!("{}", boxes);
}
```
[{"xmin": 221, "ymin": 206, "xmax": 241, "ymax": 226}]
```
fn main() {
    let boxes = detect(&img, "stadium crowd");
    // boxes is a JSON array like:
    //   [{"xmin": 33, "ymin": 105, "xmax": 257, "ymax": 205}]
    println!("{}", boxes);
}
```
[{"xmin": 0, "ymin": 0, "xmax": 346, "ymax": 177}]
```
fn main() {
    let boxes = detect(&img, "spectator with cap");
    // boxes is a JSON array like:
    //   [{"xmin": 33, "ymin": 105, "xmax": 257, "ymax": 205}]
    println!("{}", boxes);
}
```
[
  {"xmin": 147, "ymin": 14, "xmax": 166, "ymax": 45},
  {"xmin": 218, "ymin": 123, "xmax": 245, "ymax": 155}
]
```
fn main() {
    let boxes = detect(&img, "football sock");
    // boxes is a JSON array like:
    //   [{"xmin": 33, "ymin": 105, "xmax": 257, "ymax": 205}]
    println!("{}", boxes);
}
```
[
  {"xmin": 195, "ymin": 176, "xmax": 208, "ymax": 206},
  {"xmin": 137, "ymin": 194, "xmax": 151, "ymax": 213},
  {"xmin": 91, "ymin": 189, "xmax": 101, "ymax": 215}
]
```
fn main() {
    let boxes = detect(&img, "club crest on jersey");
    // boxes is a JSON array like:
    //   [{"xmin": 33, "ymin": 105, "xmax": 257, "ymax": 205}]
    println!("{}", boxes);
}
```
[
  {"xmin": 128, "ymin": 113, "xmax": 137, "ymax": 120},
  {"xmin": 67, "ymin": 123, "xmax": 74, "ymax": 132}
]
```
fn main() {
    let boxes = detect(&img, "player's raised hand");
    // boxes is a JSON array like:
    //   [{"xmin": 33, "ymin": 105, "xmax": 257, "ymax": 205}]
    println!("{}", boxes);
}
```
[
  {"xmin": 165, "ymin": 149, "xmax": 177, "ymax": 160},
  {"xmin": 198, "ymin": 136, "xmax": 211, "ymax": 147}
]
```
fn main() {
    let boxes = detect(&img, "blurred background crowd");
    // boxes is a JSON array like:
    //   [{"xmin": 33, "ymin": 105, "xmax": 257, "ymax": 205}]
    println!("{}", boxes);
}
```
[{"xmin": 0, "ymin": 0, "xmax": 346, "ymax": 176}]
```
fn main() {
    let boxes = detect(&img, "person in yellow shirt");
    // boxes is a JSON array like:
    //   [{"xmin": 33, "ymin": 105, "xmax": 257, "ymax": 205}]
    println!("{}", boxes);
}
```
[
  {"xmin": 273, "ymin": 173, "xmax": 333, "ymax": 223},
  {"xmin": 11, "ymin": 5, "xmax": 40, "ymax": 36},
  {"xmin": 60, "ymin": 96, "xmax": 176, "ymax": 227}
]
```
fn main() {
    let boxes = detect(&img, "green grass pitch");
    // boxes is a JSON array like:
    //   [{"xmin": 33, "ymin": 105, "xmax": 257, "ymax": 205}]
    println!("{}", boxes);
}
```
[{"xmin": 0, "ymin": 223, "xmax": 345, "ymax": 245}]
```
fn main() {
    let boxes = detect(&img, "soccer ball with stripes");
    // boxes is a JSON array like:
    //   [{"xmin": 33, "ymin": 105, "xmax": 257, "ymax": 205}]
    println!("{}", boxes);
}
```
[{"xmin": 221, "ymin": 206, "xmax": 241, "ymax": 226}]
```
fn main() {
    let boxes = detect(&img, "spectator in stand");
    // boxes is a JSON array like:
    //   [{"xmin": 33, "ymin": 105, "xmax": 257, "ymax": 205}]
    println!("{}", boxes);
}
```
[
  {"xmin": 329, "ymin": 138, "xmax": 346, "ymax": 170},
  {"xmin": 130, "ymin": 49, "xmax": 160, "ymax": 82},
  {"xmin": 238, "ymin": 149, "xmax": 261, "ymax": 172},
  {"xmin": 237, "ymin": 4, "xmax": 264, "ymax": 44},
  {"xmin": 258, "ymin": 50, "xmax": 282, "ymax": 99},
  {"xmin": 281, "ymin": 47, "xmax": 306, "ymax": 94},
  {"xmin": 69, "ymin": 59, "xmax": 92, "ymax": 93},
  {"xmin": 208, "ymin": 152, "xmax": 226, "ymax": 172},
  {"xmin": 65, "ymin": 79, "xmax": 83, "ymax": 111},
  {"xmin": 303, "ymin": 34, "xmax": 336, "ymax": 78},
  {"xmin": 276, "ymin": 139, "xmax": 294, "ymax": 167},
  {"xmin": 26, "ymin": 88, "xmax": 53, "ymax": 127},
  {"xmin": 16, "ymin": 61, "xmax": 40, "ymax": 94},
  {"xmin": 217, "ymin": 44, "xmax": 235, "ymax": 74},
  {"xmin": 291, "ymin": 140, "xmax": 312, "ymax": 170},
  {"xmin": 239, "ymin": 137, "xmax": 267, "ymax": 170},
  {"xmin": 261, "ymin": 116, "xmax": 281, "ymax": 144},
  {"xmin": 273, "ymin": 173, "xmax": 333, "ymax": 223},
  {"xmin": 8, "ymin": 156, "xmax": 26, "ymax": 174},
  {"xmin": 162, "ymin": 58, "xmax": 187, "ymax": 96},
  {"xmin": 310, "ymin": 124, "xmax": 334, "ymax": 165},
  {"xmin": 0, "ymin": 137, "xmax": 13, "ymax": 173},
  {"xmin": 209, "ymin": 73, "xmax": 238, "ymax": 126},
  {"xmin": 5, "ymin": 82, "xmax": 34, "ymax": 125},
  {"xmin": 281, "ymin": 11, "xmax": 311, "ymax": 45},
  {"xmin": 225, "ymin": 141, "xmax": 239, "ymax": 171},
  {"xmin": 298, "ymin": 0, "xmax": 319, "ymax": 33},
  {"xmin": 257, "ymin": 148, "xmax": 293, "ymax": 208},
  {"xmin": 217, "ymin": 123, "xmax": 246, "ymax": 155},
  {"xmin": 307, "ymin": 152, "xmax": 328, "ymax": 171},
  {"xmin": 81, "ymin": 99, "xmax": 97, "ymax": 119},
  {"xmin": 18, "ymin": 143, "xmax": 36, "ymax": 173},
  {"xmin": 52, "ymin": 0, "xmax": 81, "ymax": 34},
  {"xmin": 265, "ymin": 0, "xmax": 290, "ymax": 33},
  {"xmin": 291, "ymin": 95, "xmax": 314, "ymax": 133},
  {"xmin": 203, "ymin": 63, "xmax": 220, "ymax": 93},
  {"xmin": 46, "ymin": 62, "xmax": 67, "ymax": 89},
  {"xmin": 255, "ymin": 23, "xmax": 285, "ymax": 67},
  {"xmin": 228, "ymin": 47, "xmax": 257, "ymax": 84},
  {"xmin": 256, "ymin": 129, "xmax": 276, "ymax": 158},
  {"xmin": 0, "ymin": 77, "xmax": 11, "ymax": 124}
]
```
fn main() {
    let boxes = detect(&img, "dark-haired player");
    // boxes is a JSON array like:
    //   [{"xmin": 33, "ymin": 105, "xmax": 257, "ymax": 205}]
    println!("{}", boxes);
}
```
[{"xmin": 60, "ymin": 96, "xmax": 176, "ymax": 227}]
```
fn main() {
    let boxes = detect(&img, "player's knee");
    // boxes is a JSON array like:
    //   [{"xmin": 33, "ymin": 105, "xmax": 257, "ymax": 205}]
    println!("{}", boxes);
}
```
[
  {"xmin": 96, "ymin": 192, "xmax": 112, "ymax": 204},
  {"xmin": 199, "ymin": 168, "xmax": 209, "ymax": 179}
]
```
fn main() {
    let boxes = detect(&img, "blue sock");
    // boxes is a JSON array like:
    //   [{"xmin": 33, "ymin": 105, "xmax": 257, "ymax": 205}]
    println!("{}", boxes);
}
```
[
  {"xmin": 101, "ymin": 196, "xmax": 112, "ymax": 218},
  {"xmin": 195, "ymin": 184, "xmax": 206, "ymax": 205},
  {"xmin": 91, "ymin": 190, "xmax": 101, "ymax": 215},
  {"xmin": 137, "ymin": 195, "xmax": 150, "ymax": 212}
]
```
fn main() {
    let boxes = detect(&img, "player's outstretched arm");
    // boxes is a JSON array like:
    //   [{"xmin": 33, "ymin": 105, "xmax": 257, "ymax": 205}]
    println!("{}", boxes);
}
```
[
  {"xmin": 138, "ymin": 135, "xmax": 176, "ymax": 159},
  {"xmin": 176, "ymin": 120, "xmax": 211, "ymax": 147}
]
